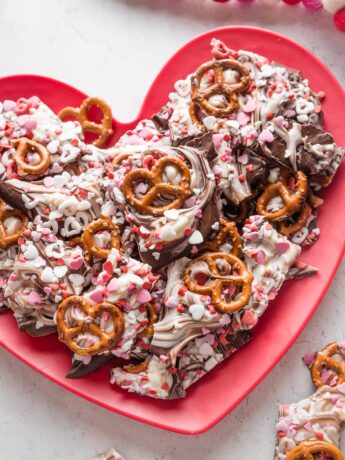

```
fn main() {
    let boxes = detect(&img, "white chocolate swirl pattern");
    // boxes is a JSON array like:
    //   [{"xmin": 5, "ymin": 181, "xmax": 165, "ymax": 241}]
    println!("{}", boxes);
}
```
[{"xmin": 274, "ymin": 385, "xmax": 345, "ymax": 460}]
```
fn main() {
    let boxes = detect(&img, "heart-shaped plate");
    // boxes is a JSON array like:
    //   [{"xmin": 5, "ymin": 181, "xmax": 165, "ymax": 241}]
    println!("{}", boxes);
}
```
[{"xmin": 0, "ymin": 26, "xmax": 344, "ymax": 434}]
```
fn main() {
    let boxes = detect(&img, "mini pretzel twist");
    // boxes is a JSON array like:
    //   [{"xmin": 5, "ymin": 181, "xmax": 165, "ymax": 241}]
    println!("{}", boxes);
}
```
[
  {"xmin": 122, "ymin": 362, "xmax": 149, "ymax": 374},
  {"xmin": 82, "ymin": 216, "xmax": 120, "ymax": 260},
  {"xmin": 0, "ymin": 203, "xmax": 28, "ymax": 249},
  {"xmin": 11, "ymin": 138, "xmax": 50, "ymax": 176},
  {"xmin": 58, "ymin": 97, "xmax": 113, "ymax": 147},
  {"xmin": 123, "ymin": 156, "xmax": 192, "ymax": 216},
  {"xmin": 256, "ymin": 171, "xmax": 308, "ymax": 221},
  {"xmin": 201, "ymin": 218, "xmax": 242, "ymax": 257},
  {"xmin": 286, "ymin": 440, "xmax": 344, "ymax": 460},
  {"xmin": 184, "ymin": 252, "xmax": 253, "ymax": 314},
  {"xmin": 190, "ymin": 58, "xmax": 251, "ymax": 125},
  {"xmin": 138, "ymin": 303, "xmax": 158, "ymax": 338},
  {"xmin": 56, "ymin": 296, "xmax": 125, "ymax": 356},
  {"xmin": 310, "ymin": 342, "xmax": 345, "ymax": 388}
]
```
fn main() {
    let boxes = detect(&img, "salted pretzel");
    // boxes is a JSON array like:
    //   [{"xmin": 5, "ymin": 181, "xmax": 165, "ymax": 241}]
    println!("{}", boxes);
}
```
[
  {"xmin": 138, "ymin": 303, "xmax": 158, "ymax": 338},
  {"xmin": 58, "ymin": 97, "xmax": 113, "ymax": 147},
  {"xmin": 67, "ymin": 236, "xmax": 92, "ymax": 265},
  {"xmin": 56, "ymin": 296, "xmax": 125, "ymax": 356},
  {"xmin": 201, "ymin": 218, "xmax": 242, "ymax": 257},
  {"xmin": 184, "ymin": 252, "xmax": 253, "ymax": 313},
  {"xmin": 122, "ymin": 362, "xmax": 149, "ymax": 374},
  {"xmin": 123, "ymin": 156, "xmax": 191, "ymax": 216},
  {"xmin": 190, "ymin": 58, "xmax": 251, "ymax": 126},
  {"xmin": 0, "ymin": 203, "xmax": 28, "ymax": 249},
  {"xmin": 82, "ymin": 216, "xmax": 120, "ymax": 260},
  {"xmin": 11, "ymin": 138, "xmax": 50, "ymax": 176},
  {"xmin": 286, "ymin": 440, "xmax": 344, "ymax": 460},
  {"xmin": 256, "ymin": 171, "xmax": 308, "ymax": 221},
  {"xmin": 310, "ymin": 342, "xmax": 345, "ymax": 388},
  {"xmin": 278, "ymin": 205, "xmax": 310, "ymax": 236}
]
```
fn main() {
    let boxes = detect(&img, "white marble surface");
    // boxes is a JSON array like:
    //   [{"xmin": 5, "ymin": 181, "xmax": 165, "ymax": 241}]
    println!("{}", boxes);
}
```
[{"xmin": 0, "ymin": 0, "xmax": 344, "ymax": 459}]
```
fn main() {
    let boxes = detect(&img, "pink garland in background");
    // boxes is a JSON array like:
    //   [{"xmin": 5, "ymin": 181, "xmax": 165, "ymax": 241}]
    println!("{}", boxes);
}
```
[{"xmin": 212, "ymin": 0, "xmax": 345, "ymax": 33}]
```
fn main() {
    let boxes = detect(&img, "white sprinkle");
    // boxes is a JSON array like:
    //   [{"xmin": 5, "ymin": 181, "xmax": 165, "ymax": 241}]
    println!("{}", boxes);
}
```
[
  {"xmin": 41, "ymin": 267, "xmax": 56, "ymax": 284},
  {"xmin": 68, "ymin": 274, "xmax": 85, "ymax": 287},
  {"xmin": 53, "ymin": 266, "xmax": 68, "ymax": 278},
  {"xmin": 188, "ymin": 230, "xmax": 203, "ymax": 245},
  {"xmin": 23, "ymin": 245, "xmax": 39, "ymax": 260},
  {"xmin": 163, "ymin": 209, "xmax": 180, "ymax": 220},
  {"xmin": 47, "ymin": 140, "xmax": 59, "ymax": 154},
  {"xmin": 189, "ymin": 304, "xmax": 205, "ymax": 321},
  {"xmin": 199, "ymin": 342, "xmax": 214, "ymax": 356},
  {"xmin": 152, "ymin": 252, "xmax": 160, "ymax": 260},
  {"xmin": 203, "ymin": 116, "xmax": 217, "ymax": 130}
]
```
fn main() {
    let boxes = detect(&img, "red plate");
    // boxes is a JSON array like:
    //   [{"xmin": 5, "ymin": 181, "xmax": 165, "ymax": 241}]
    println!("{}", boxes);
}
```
[{"xmin": 0, "ymin": 27, "xmax": 344, "ymax": 434}]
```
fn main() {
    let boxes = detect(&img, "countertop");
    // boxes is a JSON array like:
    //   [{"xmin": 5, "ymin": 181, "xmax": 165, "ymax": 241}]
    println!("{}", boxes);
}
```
[{"xmin": 0, "ymin": 0, "xmax": 344, "ymax": 459}]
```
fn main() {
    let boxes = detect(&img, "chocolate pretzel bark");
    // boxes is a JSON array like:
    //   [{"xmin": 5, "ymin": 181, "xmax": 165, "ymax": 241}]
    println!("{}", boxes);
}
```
[
  {"xmin": 57, "ymin": 248, "xmax": 160, "ymax": 365},
  {"xmin": 274, "ymin": 385, "xmax": 345, "ymax": 460},
  {"xmin": 5, "ymin": 223, "xmax": 91, "ymax": 336},
  {"xmin": 0, "ymin": 169, "xmax": 105, "ymax": 238},
  {"xmin": 121, "ymin": 145, "xmax": 220, "ymax": 270}
]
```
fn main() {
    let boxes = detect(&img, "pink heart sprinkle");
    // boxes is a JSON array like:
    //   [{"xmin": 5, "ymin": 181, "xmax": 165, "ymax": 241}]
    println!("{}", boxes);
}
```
[
  {"xmin": 69, "ymin": 256, "xmax": 84, "ymax": 271},
  {"xmin": 89, "ymin": 289, "xmax": 105, "ymax": 304},
  {"xmin": 237, "ymin": 112, "xmax": 250, "ymax": 126},
  {"xmin": 26, "ymin": 290, "xmax": 42, "ymax": 305},
  {"xmin": 107, "ymin": 278, "xmax": 119, "ymax": 292},
  {"xmin": 242, "ymin": 310, "xmax": 257, "ymax": 326},
  {"xmin": 212, "ymin": 133, "xmax": 224, "ymax": 150},
  {"xmin": 243, "ymin": 98, "xmax": 256, "ymax": 113},
  {"xmin": 302, "ymin": 351, "xmax": 316, "ymax": 367},
  {"xmin": 258, "ymin": 129, "xmax": 274, "ymax": 143},
  {"xmin": 275, "ymin": 241, "xmax": 290, "ymax": 254},
  {"xmin": 43, "ymin": 176, "xmax": 55, "ymax": 188},
  {"xmin": 43, "ymin": 287, "xmax": 52, "ymax": 295},
  {"xmin": 3, "ymin": 100, "xmax": 16, "ymax": 112},
  {"xmin": 255, "ymin": 250, "xmax": 266, "ymax": 265},
  {"xmin": 136, "ymin": 288, "xmax": 151, "ymax": 304},
  {"xmin": 25, "ymin": 119, "xmax": 38, "ymax": 132},
  {"xmin": 304, "ymin": 422, "xmax": 313, "ymax": 432}
]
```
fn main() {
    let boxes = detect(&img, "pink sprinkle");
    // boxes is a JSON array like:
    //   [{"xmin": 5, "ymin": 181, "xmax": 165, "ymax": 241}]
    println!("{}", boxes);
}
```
[
  {"xmin": 134, "ymin": 182, "xmax": 148, "ymax": 195},
  {"xmin": 336, "ymin": 400, "xmax": 344, "ymax": 408},
  {"xmin": 26, "ymin": 291, "xmax": 42, "ymax": 305},
  {"xmin": 128, "ymin": 134, "xmax": 140, "ymax": 145},
  {"xmin": 43, "ymin": 176, "xmax": 55, "ymax": 188},
  {"xmin": 212, "ymin": 133, "xmax": 224, "ymax": 150},
  {"xmin": 103, "ymin": 260, "xmax": 114, "ymax": 275},
  {"xmin": 3, "ymin": 100, "xmax": 16, "ymax": 112},
  {"xmin": 202, "ymin": 327, "xmax": 210, "ymax": 335},
  {"xmin": 274, "ymin": 116, "xmax": 285, "ymax": 128},
  {"xmin": 219, "ymin": 314, "xmax": 231, "ymax": 325},
  {"xmin": 107, "ymin": 278, "xmax": 119, "ymax": 292},
  {"xmin": 302, "ymin": 351, "xmax": 316, "ymax": 367},
  {"xmin": 258, "ymin": 129, "xmax": 274, "ymax": 143},
  {"xmin": 276, "ymin": 419, "xmax": 290, "ymax": 433},
  {"xmin": 160, "ymin": 355, "xmax": 168, "ymax": 362},
  {"xmin": 212, "ymin": 164, "xmax": 222, "ymax": 175},
  {"xmin": 242, "ymin": 310, "xmax": 257, "ymax": 326},
  {"xmin": 237, "ymin": 112, "xmax": 250, "ymax": 126},
  {"xmin": 136, "ymin": 288, "xmax": 151, "ymax": 304},
  {"xmin": 337, "ymin": 383, "xmax": 345, "ymax": 394},
  {"xmin": 69, "ymin": 256, "xmax": 84, "ymax": 271},
  {"xmin": 191, "ymin": 245, "xmax": 199, "ymax": 254},
  {"xmin": 245, "ymin": 232, "xmax": 259, "ymax": 241},
  {"xmin": 243, "ymin": 98, "xmax": 256, "ymax": 113},
  {"xmin": 25, "ymin": 119, "xmax": 37, "ymax": 132},
  {"xmin": 304, "ymin": 422, "xmax": 313, "ymax": 432},
  {"xmin": 9, "ymin": 273, "xmax": 17, "ymax": 282},
  {"xmin": 338, "ymin": 342, "xmax": 345, "ymax": 350},
  {"xmin": 237, "ymin": 153, "xmax": 248, "ymax": 165},
  {"xmin": 275, "ymin": 241, "xmax": 290, "ymax": 254},
  {"xmin": 255, "ymin": 250, "xmax": 266, "ymax": 264},
  {"xmin": 331, "ymin": 394, "xmax": 339, "ymax": 405},
  {"xmin": 89, "ymin": 288, "xmax": 105, "ymax": 303},
  {"xmin": 268, "ymin": 289, "xmax": 277, "ymax": 300},
  {"xmin": 43, "ymin": 287, "xmax": 52, "ymax": 295},
  {"xmin": 165, "ymin": 296, "xmax": 178, "ymax": 308}
]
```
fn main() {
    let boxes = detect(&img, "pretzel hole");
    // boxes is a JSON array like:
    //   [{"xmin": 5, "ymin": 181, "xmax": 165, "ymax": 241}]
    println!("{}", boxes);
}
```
[
  {"xmin": 93, "ymin": 230, "xmax": 114, "ymax": 251},
  {"xmin": 161, "ymin": 164, "xmax": 182, "ymax": 185},
  {"xmin": 21, "ymin": 148, "xmax": 42, "ymax": 167},
  {"xmin": 266, "ymin": 195, "xmax": 285, "ymax": 213},
  {"xmin": 3, "ymin": 215, "xmax": 23, "ymax": 236},
  {"xmin": 319, "ymin": 353, "xmax": 345, "ymax": 386}
]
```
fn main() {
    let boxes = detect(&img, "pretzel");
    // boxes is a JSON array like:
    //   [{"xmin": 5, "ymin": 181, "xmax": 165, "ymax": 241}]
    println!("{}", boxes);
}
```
[
  {"xmin": 310, "ymin": 342, "xmax": 345, "ymax": 388},
  {"xmin": 58, "ymin": 97, "xmax": 113, "ymax": 147},
  {"xmin": 256, "ymin": 171, "xmax": 308, "ymax": 221},
  {"xmin": 138, "ymin": 303, "xmax": 158, "ymax": 338},
  {"xmin": 67, "ymin": 237, "xmax": 92, "ymax": 265},
  {"xmin": 278, "ymin": 205, "xmax": 310, "ymax": 236},
  {"xmin": 190, "ymin": 58, "xmax": 251, "ymax": 126},
  {"xmin": 11, "ymin": 138, "xmax": 50, "ymax": 176},
  {"xmin": 122, "ymin": 362, "xmax": 148, "ymax": 374},
  {"xmin": 82, "ymin": 216, "xmax": 120, "ymax": 260},
  {"xmin": 286, "ymin": 440, "xmax": 344, "ymax": 460},
  {"xmin": 201, "ymin": 218, "xmax": 242, "ymax": 256},
  {"xmin": 56, "ymin": 296, "xmax": 124, "ymax": 356},
  {"xmin": 225, "ymin": 200, "xmax": 250, "ymax": 224},
  {"xmin": 123, "ymin": 156, "xmax": 191, "ymax": 216},
  {"xmin": 184, "ymin": 252, "xmax": 253, "ymax": 313},
  {"xmin": 0, "ymin": 204, "xmax": 28, "ymax": 249}
]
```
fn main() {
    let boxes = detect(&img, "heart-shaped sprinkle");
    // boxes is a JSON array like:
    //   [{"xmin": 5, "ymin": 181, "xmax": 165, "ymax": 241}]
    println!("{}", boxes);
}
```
[
  {"xmin": 258, "ymin": 129, "xmax": 274, "ymax": 143},
  {"xmin": 107, "ymin": 278, "xmax": 119, "ymax": 292},
  {"xmin": 243, "ymin": 98, "xmax": 256, "ymax": 113},
  {"xmin": 23, "ymin": 245, "xmax": 39, "ymax": 260},
  {"xmin": 275, "ymin": 241, "xmax": 290, "ymax": 254},
  {"xmin": 69, "ymin": 256, "xmax": 84, "ymax": 271},
  {"xmin": 68, "ymin": 274, "xmax": 85, "ymax": 287},
  {"xmin": 199, "ymin": 342, "xmax": 214, "ymax": 356},
  {"xmin": 88, "ymin": 288, "xmax": 105, "ymax": 304},
  {"xmin": 41, "ymin": 267, "xmax": 55, "ymax": 284},
  {"xmin": 241, "ymin": 310, "xmax": 257, "ymax": 326},
  {"xmin": 26, "ymin": 290, "xmax": 42, "ymax": 305},
  {"xmin": 163, "ymin": 209, "xmax": 180, "ymax": 220},
  {"xmin": 136, "ymin": 289, "xmax": 151, "ymax": 304},
  {"xmin": 54, "ymin": 266, "xmax": 68, "ymax": 278},
  {"xmin": 189, "ymin": 304, "xmax": 205, "ymax": 321},
  {"xmin": 188, "ymin": 230, "xmax": 203, "ymax": 245}
]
